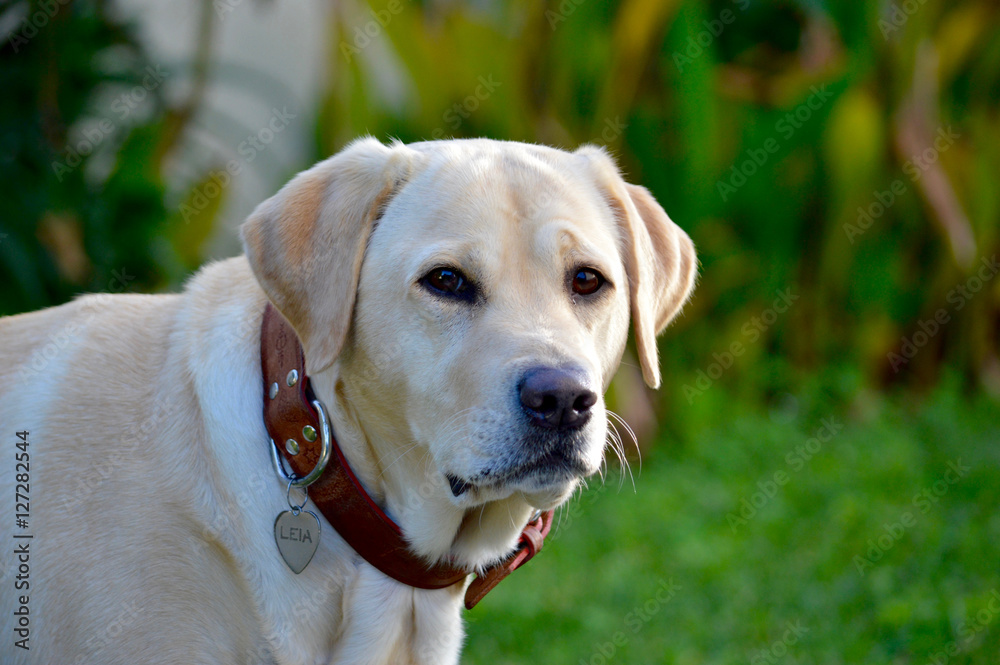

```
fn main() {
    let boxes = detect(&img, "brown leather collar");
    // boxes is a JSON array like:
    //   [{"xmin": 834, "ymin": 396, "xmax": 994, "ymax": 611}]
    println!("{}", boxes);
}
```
[{"xmin": 260, "ymin": 303, "xmax": 553, "ymax": 609}]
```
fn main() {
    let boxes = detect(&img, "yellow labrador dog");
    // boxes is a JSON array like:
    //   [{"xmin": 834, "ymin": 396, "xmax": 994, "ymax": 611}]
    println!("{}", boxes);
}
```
[{"xmin": 0, "ymin": 138, "xmax": 695, "ymax": 664}]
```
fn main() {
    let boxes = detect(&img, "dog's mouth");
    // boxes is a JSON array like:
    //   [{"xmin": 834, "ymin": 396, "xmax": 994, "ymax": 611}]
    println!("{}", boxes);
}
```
[
  {"xmin": 446, "ymin": 450, "xmax": 591, "ymax": 499},
  {"xmin": 447, "ymin": 474, "xmax": 473, "ymax": 497}
]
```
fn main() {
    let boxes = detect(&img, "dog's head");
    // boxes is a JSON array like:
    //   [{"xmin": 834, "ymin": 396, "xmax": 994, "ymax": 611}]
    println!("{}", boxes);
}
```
[{"xmin": 242, "ymin": 138, "xmax": 696, "ymax": 519}]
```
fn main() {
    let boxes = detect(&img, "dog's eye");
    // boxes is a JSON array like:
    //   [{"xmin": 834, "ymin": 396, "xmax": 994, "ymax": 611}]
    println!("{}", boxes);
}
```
[
  {"xmin": 421, "ymin": 267, "xmax": 475, "ymax": 301},
  {"xmin": 571, "ymin": 268, "xmax": 605, "ymax": 296}
]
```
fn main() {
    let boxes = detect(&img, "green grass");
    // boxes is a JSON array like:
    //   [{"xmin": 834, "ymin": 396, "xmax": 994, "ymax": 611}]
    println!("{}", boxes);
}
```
[{"xmin": 463, "ymin": 382, "xmax": 1000, "ymax": 664}]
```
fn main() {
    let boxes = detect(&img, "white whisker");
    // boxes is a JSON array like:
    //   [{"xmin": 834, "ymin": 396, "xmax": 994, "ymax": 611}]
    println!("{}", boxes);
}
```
[{"xmin": 605, "ymin": 412, "xmax": 637, "ymax": 492}]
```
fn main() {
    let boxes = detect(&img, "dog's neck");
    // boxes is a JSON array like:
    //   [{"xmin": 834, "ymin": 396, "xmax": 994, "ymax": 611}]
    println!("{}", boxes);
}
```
[{"xmin": 308, "ymin": 370, "xmax": 533, "ymax": 571}]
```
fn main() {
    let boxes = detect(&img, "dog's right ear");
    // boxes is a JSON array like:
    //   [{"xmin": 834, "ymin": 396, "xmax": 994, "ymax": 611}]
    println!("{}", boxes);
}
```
[{"xmin": 241, "ymin": 137, "xmax": 418, "ymax": 374}]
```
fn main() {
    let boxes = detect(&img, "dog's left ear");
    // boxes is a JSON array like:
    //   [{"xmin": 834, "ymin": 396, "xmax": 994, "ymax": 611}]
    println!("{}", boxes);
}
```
[
  {"xmin": 577, "ymin": 146, "xmax": 698, "ymax": 389},
  {"xmin": 241, "ymin": 137, "xmax": 419, "ymax": 374}
]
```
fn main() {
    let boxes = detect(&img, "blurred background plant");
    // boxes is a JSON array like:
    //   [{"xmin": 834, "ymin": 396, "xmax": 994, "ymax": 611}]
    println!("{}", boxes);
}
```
[{"xmin": 2, "ymin": 0, "xmax": 998, "ymax": 662}]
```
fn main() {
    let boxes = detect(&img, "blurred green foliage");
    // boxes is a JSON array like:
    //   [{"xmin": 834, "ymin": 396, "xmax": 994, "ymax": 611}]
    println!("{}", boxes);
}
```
[
  {"xmin": 1, "ymin": 1, "xmax": 166, "ymax": 311},
  {"xmin": 0, "ymin": 0, "xmax": 215, "ymax": 314}
]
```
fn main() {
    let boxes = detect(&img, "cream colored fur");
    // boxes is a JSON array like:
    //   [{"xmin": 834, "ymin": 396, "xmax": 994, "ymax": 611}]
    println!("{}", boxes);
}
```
[{"xmin": 0, "ymin": 138, "xmax": 696, "ymax": 665}]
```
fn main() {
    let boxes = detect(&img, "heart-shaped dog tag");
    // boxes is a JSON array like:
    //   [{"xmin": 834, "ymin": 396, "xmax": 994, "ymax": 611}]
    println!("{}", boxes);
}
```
[{"xmin": 274, "ymin": 510, "xmax": 321, "ymax": 574}]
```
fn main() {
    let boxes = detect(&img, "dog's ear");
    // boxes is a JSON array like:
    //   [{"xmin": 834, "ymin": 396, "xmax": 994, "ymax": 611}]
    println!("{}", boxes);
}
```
[
  {"xmin": 241, "ymin": 137, "xmax": 418, "ymax": 374},
  {"xmin": 577, "ymin": 146, "xmax": 698, "ymax": 389}
]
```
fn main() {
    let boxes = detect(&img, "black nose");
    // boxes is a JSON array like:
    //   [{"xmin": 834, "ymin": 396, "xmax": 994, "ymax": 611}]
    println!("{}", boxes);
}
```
[{"xmin": 519, "ymin": 367, "xmax": 597, "ymax": 431}]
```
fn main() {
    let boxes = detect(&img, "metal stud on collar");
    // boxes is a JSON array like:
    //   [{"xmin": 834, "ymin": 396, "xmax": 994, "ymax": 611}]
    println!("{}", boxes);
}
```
[{"xmin": 270, "ymin": 398, "xmax": 332, "ymax": 488}]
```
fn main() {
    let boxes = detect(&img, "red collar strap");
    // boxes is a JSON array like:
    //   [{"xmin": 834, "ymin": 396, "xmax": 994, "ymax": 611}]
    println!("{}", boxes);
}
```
[{"xmin": 260, "ymin": 303, "xmax": 553, "ymax": 609}]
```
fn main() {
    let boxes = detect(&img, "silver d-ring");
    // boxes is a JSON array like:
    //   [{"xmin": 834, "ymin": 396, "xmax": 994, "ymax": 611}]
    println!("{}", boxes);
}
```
[{"xmin": 269, "ymin": 399, "xmax": 333, "ymax": 488}]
